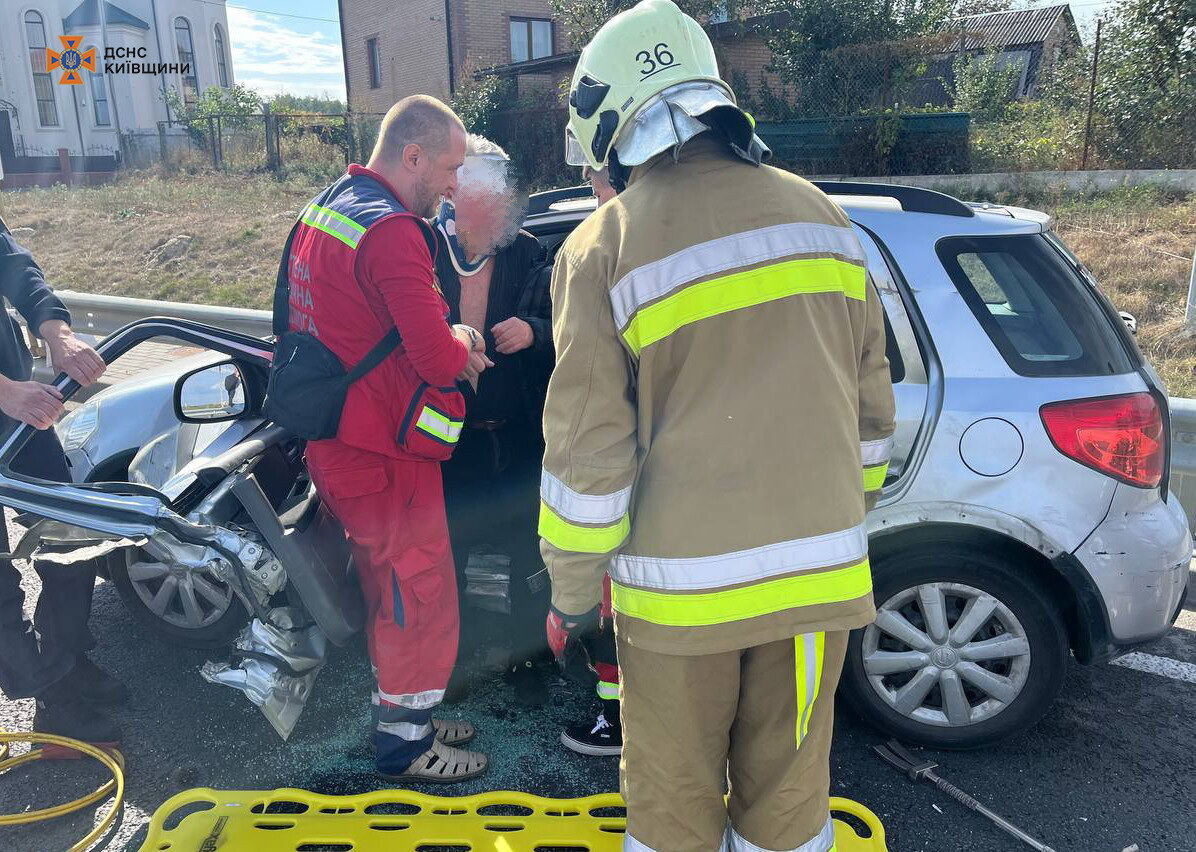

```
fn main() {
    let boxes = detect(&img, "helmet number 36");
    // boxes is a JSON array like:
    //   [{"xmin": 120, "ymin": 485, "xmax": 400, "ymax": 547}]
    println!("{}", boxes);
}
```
[{"xmin": 636, "ymin": 43, "xmax": 677, "ymax": 78}]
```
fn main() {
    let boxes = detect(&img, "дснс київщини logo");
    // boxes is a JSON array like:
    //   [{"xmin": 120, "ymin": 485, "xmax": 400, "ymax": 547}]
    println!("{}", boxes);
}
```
[{"xmin": 47, "ymin": 36, "xmax": 96, "ymax": 85}]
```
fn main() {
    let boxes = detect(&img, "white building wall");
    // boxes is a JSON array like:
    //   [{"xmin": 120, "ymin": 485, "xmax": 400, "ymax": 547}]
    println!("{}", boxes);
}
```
[{"xmin": 0, "ymin": 0, "xmax": 232, "ymax": 160}]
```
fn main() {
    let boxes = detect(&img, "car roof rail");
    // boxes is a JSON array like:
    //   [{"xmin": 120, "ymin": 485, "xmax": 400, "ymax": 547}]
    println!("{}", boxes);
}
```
[
  {"xmin": 812, "ymin": 181, "xmax": 974, "ymax": 218},
  {"xmin": 527, "ymin": 185, "xmax": 593, "ymax": 215},
  {"xmin": 527, "ymin": 181, "xmax": 973, "ymax": 218}
]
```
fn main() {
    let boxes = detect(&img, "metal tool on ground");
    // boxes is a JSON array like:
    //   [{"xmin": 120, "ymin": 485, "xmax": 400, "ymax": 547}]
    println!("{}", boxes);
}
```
[
  {"xmin": 874, "ymin": 739, "xmax": 1055, "ymax": 852},
  {"xmin": 0, "ymin": 730, "xmax": 126, "ymax": 852},
  {"xmin": 138, "ymin": 788, "xmax": 889, "ymax": 851}
]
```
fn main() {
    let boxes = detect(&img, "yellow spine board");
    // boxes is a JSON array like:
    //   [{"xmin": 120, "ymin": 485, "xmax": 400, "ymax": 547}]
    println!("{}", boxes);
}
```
[{"xmin": 138, "ymin": 788, "xmax": 887, "ymax": 851}]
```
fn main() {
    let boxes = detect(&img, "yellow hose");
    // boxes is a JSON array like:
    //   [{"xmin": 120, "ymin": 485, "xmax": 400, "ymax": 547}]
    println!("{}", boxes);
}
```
[{"xmin": 0, "ymin": 733, "xmax": 125, "ymax": 852}]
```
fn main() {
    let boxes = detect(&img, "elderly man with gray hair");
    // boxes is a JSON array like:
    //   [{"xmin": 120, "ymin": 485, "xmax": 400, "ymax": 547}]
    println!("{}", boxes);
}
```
[{"xmin": 436, "ymin": 134, "xmax": 557, "ymax": 704}]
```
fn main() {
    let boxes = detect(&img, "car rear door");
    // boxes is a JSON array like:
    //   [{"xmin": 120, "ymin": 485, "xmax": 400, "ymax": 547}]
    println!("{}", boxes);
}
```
[{"xmin": 853, "ymin": 225, "xmax": 933, "ymax": 494}]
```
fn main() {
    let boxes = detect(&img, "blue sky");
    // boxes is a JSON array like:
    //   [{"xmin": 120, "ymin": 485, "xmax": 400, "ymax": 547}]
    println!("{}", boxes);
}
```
[
  {"xmin": 225, "ymin": 0, "xmax": 345, "ymax": 99},
  {"xmin": 221, "ymin": 0, "xmax": 1120, "ymax": 102}
]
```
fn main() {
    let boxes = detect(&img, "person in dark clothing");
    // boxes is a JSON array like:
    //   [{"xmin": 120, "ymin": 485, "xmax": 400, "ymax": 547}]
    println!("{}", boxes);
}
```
[
  {"xmin": 0, "ymin": 222, "xmax": 127, "ymax": 747},
  {"xmin": 559, "ymin": 165, "xmax": 624, "ymax": 756},
  {"xmin": 434, "ymin": 135, "xmax": 555, "ymax": 704}
]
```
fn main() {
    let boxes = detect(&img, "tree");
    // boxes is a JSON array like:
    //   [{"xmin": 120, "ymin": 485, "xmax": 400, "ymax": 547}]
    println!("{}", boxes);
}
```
[
  {"xmin": 450, "ymin": 64, "xmax": 516, "ymax": 139},
  {"xmin": 751, "ymin": 0, "xmax": 954, "ymax": 116},
  {"xmin": 952, "ymin": 0, "xmax": 1020, "ymax": 17},
  {"xmin": 757, "ymin": 0, "xmax": 952, "ymax": 59},
  {"xmin": 550, "ymin": 0, "xmax": 729, "ymax": 50},
  {"xmin": 164, "ymin": 84, "xmax": 263, "ymax": 126},
  {"xmin": 267, "ymin": 93, "xmax": 346, "ymax": 115},
  {"xmin": 1092, "ymin": 0, "xmax": 1195, "ymax": 166},
  {"xmin": 950, "ymin": 51, "xmax": 1023, "ymax": 120}
]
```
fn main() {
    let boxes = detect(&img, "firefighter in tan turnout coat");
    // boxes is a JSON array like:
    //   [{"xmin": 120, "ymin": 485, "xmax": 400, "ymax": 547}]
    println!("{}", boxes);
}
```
[{"xmin": 538, "ymin": 2, "xmax": 897, "ymax": 850}]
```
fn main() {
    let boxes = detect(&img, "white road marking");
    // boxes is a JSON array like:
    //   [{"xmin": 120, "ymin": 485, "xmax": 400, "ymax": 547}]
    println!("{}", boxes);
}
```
[{"xmin": 1110, "ymin": 652, "xmax": 1196, "ymax": 684}]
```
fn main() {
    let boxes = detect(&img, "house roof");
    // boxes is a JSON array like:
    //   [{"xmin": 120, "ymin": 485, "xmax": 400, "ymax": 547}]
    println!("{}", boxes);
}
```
[
  {"xmin": 950, "ymin": 4, "xmax": 1077, "ymax": 50},
  {"xmin": 481, "ymin": 52, "xmax": 579, "ymax": 79},
  {"xmin": 64, "ymin": 0, "xmax": 151, "ymax": 31}
]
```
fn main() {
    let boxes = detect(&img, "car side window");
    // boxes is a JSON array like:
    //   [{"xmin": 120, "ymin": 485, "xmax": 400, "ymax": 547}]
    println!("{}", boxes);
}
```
[
  {"xmin": 853, "ymin": 226, "xmax": 925, "ymax": 387},
  {"xmin": 938, "ymin": 234, "xmax": 1134, "ymax": 377}
]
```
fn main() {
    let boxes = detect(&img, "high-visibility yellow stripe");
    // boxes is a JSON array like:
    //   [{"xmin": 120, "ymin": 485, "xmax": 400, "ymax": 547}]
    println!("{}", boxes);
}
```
[
  {"xmin": 621, "ymin": 257, "xmax": 866, "ymax": 354},
  {"xmin": 596, "ymin": 681, "xmax": 620, "ymax": 700},
  {"xmin": 539, "ymin": 501, "xmax": 629, "ymax": 555},
  {"xmin": 416, "ymin": 406, "xmax": 462, "ymax": 443},
  {"xmin": 315, "ymin": 204, "xmax": 367, "ymax": 235},
  {"xmin": 863, "ymin": 462, "xmax": 889, "ymax": 492},
  {"xmin": 611, "ymin": 559, "xmax": 872, "ymax": 627},
  {"xmin": 301, "ymin": 203, "xmax": 367, "ymax": 249},
  {"xmin": 795, "ymin": 631, "xmax": 826, "ymax": 747}
]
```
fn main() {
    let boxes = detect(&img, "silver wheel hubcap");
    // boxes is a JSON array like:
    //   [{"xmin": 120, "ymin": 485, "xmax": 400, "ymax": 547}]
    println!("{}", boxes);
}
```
[
  {"xmin": 125, "ymin": 549, "xmax": 234, "ymax": 630},
  {"xmin": 862, "ymin": 582, "xmax": 1031, "ymax": 727}
]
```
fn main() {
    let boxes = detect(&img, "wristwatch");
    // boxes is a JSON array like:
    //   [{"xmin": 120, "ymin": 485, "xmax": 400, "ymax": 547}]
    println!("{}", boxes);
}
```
[{"xmin": 455, "ymin": 324, "xmax": 482, "ymax": 350}]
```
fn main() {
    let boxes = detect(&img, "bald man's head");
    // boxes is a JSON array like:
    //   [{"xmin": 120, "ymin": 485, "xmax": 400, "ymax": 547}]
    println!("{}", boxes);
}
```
[
  {"xmin": 368, "ymin": 95, "xmax": 467, "ymax": 217},
  {"xmin": 371, "ymin": 95, "xmax": 462, "ymax": 164}
]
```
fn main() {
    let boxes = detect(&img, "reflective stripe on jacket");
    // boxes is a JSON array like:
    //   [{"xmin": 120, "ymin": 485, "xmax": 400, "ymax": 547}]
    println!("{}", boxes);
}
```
[
  {"xmin": 287, "ymin": 167, "xmax": 460, "ymax": 459},
  {"xmin": 539, "ymin": 136, "xmax": 897, "ymax": 655}
]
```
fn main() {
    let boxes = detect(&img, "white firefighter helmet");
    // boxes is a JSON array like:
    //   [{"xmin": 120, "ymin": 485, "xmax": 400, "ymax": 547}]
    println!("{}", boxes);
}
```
[{"xmin": 564, "ymin": 0, "xmax": 761, "ymax": 172}]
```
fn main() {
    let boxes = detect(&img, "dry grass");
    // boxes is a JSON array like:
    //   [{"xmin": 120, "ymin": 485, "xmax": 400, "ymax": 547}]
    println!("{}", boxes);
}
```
[
  {"xmin": 0, "ymin": 169, "xmax": 321, "ymax": 309},
  {"xmin": 2, "ymin": 174, "xmax": 1194, "ymax": 393},
  {"xmin": 1036, "ymin": 188, "xmax": 1196, "ymax": 397}
]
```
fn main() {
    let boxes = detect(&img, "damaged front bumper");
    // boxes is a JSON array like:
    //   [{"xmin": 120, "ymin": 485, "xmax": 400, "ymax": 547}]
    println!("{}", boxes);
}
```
[
  {"xmin": 202, "ymin": 607, "xmax": 328, "ymax": 739},
  {"xmin": 0, "ymin": 318, "xmax": 354, "ymax": 739}
]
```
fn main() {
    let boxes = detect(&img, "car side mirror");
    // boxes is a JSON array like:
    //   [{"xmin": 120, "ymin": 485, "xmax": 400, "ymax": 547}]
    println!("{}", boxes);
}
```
[
  {"xmin": 1119, "ymin": 311, "xmax": 1137, "ymax": 335},
  {"xmin": 174, "ymin": 361, "xmax": 249, "ymax": 423}
]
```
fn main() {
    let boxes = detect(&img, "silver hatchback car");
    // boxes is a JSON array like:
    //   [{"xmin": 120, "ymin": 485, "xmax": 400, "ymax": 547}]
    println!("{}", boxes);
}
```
[{"xmin": 57, "ymin": 182, "xmax": 1191, "ymax": 748}]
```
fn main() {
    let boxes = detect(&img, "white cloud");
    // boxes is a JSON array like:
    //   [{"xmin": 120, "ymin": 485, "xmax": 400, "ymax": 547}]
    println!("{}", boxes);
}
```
[{"xmin": 225, "ymin": 8, "xmax": 345, "ymax": 99}]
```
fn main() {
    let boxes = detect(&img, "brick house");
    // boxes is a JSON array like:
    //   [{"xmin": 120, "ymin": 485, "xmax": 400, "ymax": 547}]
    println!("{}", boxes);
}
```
[
  {"xmin": 338, "ymin": 0, "xmax": 561, "ymax": 113},
  {"xmin": 336, "ymin": 1, "xmax": 787, "ymax": 113}
]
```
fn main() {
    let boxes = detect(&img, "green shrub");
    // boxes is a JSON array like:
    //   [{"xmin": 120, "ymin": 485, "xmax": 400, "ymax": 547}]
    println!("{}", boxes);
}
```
[{"xmin": 969, "ymin": 101, "xmax": 1086, "ymax": 172}]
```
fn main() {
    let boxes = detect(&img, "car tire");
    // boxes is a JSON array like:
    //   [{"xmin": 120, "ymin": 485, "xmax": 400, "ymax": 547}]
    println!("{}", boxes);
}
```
[
  {"xmin": 107, "ymin": 548, "xmax": 250, "ymax": 649},
  {"xmin": 839, "ymin": 543, "xmax": 1067, "ymax": 749}
]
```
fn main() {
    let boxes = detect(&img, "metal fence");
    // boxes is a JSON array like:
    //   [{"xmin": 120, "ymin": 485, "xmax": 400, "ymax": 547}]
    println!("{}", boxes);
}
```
[
  {"xmin": 732, "ymin": 26, "xmax": 1194, "ymax": 175},
  {"xmin": 152, "ymin": 112, "xmax": 388, "ymax": 179},
  {"xmin": 126, "ymin": 31, "xmax": 1190, "ymax": 182}
]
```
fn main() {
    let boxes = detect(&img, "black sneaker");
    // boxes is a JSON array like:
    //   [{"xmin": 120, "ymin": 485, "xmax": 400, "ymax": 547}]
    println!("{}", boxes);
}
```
[
  {"xmin": 65, "ymin": 655, "xmax": 130, "ymax": 705},
  {"xmin": 33, "ymin": 691, "xmax": 121, "ymax": 746},
  {"xmin": 561, "ymin": 710, "xmax": 622, "ymax": 756}
]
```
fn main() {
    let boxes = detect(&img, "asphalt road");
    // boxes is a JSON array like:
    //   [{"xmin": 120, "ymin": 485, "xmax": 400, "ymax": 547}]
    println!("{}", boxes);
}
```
[{"xmin": 1, "ymin": 547, "xmax": 1193, "ymax": 852}]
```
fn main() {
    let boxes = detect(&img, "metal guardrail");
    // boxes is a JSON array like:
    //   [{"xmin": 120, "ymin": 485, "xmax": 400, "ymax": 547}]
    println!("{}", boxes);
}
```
[
  {"xmin": 54, "ymin": 290, "xmax": 272, "ymax": 339},
  {"xmin": 1168, "ymin": 397, "xmax": 1196, "ymax": 533}
]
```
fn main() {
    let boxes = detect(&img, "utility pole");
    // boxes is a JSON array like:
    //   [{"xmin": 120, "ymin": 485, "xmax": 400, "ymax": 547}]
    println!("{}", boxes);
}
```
[{"xmin": 1081, "ymin": 18, "xmax": 1101, "ymax": 170}]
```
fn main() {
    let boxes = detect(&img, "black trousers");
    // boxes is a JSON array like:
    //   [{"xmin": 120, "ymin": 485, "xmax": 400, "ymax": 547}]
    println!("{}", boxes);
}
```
[
  {"xmin": 442, "ymin": 422, "xmax": 548, "ymax": 664},
  {"xmin": 0, "ymin": 428, "xmax": 96, "ymax": 699}
]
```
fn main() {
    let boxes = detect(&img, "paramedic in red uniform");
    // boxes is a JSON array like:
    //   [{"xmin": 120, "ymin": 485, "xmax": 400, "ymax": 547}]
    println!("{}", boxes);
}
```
[{"xmin": 284, "ymin": 95, "xmax": 491, "ymax": 782}]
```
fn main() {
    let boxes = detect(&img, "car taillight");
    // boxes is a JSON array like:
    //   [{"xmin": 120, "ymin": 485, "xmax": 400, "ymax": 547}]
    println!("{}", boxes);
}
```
[{"xmin": 1040, "ymin": 393, "xmax": 1164, "ymax": 488}]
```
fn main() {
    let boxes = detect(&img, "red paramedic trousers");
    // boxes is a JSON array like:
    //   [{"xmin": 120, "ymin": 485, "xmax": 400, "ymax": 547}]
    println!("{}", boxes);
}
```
[{"xmin": 306, "ymin": 440, "xmax": 459, "ymax": 771}]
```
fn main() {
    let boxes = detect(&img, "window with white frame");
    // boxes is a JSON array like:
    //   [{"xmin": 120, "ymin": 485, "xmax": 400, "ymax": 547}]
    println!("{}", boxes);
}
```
[
  {"xmin": 174, "ymin": 17, "xmax": 199, "ymax": 105},
  {"xmin": 24, "ymin": 10, "xmax": 60, "ymax": 127},
  {"xmin": 214, "ymin": 24, "xmax": 229, "ymax": 88},
  {"xmin": 89, "ymin": 68, "xmax": 111, "ymax": 126}
]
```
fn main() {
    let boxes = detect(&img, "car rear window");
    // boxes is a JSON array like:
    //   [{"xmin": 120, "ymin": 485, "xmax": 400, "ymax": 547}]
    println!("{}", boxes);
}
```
[{"xmin": 937, "ymin": 234, "xmax": 1135, "ymax": 377}]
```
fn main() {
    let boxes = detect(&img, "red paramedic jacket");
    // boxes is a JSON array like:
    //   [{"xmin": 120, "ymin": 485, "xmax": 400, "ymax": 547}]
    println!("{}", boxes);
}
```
[{"xmin": 285, "ymin": 164, "xmax": 469, "ymax": 460}]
